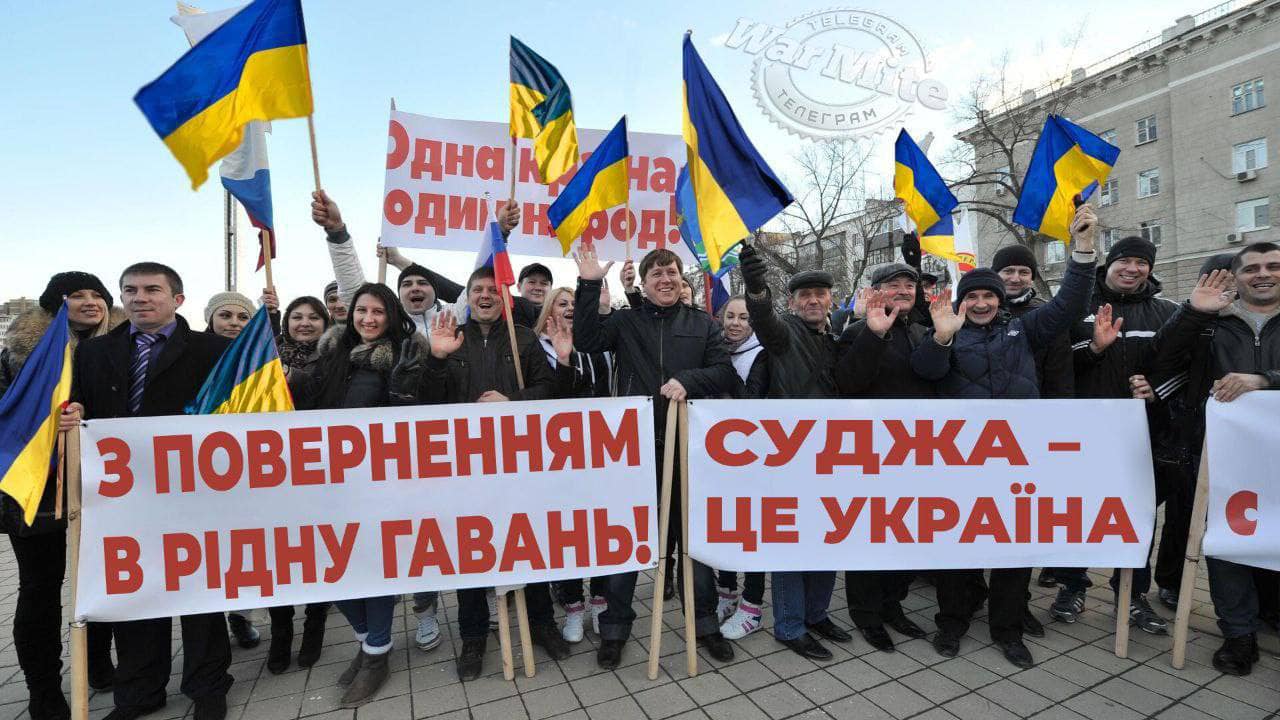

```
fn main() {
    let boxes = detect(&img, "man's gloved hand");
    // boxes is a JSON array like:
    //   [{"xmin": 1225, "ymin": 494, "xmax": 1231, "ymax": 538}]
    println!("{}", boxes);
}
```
[
  {"xmin": 739, "ymin": 243, "xmax": 769, "ymax": 296},
  {"xmin": 901, "ymin": 231, "xmax": 921, "ymax": 268}
]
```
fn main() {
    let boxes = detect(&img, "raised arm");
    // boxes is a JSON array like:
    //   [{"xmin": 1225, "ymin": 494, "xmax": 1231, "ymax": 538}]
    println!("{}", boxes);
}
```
[
  {"xmin": 571, "ymin": 249, "xmax": 619, "ymax": 353},
  {"xmin": 312, "ymin": 191, "xmax": 368, "ymax": 307},
  {"xmin": 738, "ymin": 244, "xmax": 791, "ymax": 355},
  {"xmin": 1021, "ymin": 205, "xmax": 1098, "ymax": 349}
]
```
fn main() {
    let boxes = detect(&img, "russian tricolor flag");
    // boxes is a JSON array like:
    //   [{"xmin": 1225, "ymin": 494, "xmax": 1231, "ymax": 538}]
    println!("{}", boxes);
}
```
[{"xmin": 476, "ymin": 221, "xmax": 516, "ymax": 287}]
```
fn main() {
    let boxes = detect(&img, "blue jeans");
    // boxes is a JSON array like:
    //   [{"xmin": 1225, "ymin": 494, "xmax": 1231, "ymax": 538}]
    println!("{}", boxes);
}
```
[
  {"xmin": 771, "ymin": 571, "xmax": 835, "ymax": 641},
  {"xmin": 412, "ymin": 592, "xmax": 437, "ymax": 614},
  {"xmin": 336, "ymin": 595, "xmax": 397, "ymax": 649},
  {"xmin": 1207, "ymin": 558, "xmax": 1260, "ymax": 638}
]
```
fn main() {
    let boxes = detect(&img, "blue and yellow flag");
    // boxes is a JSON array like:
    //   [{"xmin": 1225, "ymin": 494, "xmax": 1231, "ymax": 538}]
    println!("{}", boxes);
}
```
[
  {"xmin": 676, "ymin": 165, "xmax": 738, "ymax": 277},
  {"xmin": 894, "ymin": 129, "xmax": 957, "ymax": 236},
  {"xmin": 682, "ymin": 34, "xmax": 794, "ymax": 273},
  {"xmin": 510, "ymin": 36, "xmax": 580, "ymax": 184},
  {"xmin": 188, "ymin": 307, "xmax": 293, "ymax": 415},
  {"xmin": 1013, "ymin": 115, "xmax": 1120, "ymax": 244},
  {"xmin": 547, "ymin": 116, "xmax": 629, "ymax": 255},
  {"xmin": 0, "ymin": 304, "xmax": 72, "ymax": 525},
  {"xmin": 135, "ymin": 0, "xmax": 313, "ymax": 189},
  {"xmin": 921, "ymin": 212, "xmax": 963, "ymax": 263}
]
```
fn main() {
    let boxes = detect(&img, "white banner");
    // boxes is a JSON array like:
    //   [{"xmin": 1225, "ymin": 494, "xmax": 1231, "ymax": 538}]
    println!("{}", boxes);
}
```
[
  {"xmin": 688, "ymin": 399, "xmax": 1156, "ymax": 571},
  {"xmin": 76, "ymin": 397, "xmax": 657, "ymax": 622},
  {"xmin": 1204, "ymin": 393, "xmax": 1280, "ymax": 571},
  {"xmin": 381, "ymin": 110, "xmax": 692, "ymax": 263}
]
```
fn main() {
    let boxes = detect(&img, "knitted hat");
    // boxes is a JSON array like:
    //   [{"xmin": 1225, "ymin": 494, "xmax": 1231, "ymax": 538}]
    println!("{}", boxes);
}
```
[
  {"xmin": 323, "ymin": 280, "xmax": 338, "ymax": 299},
  {"xmin": 1106, "ymin": 236, "xmax": 1157, "ymax": 267},
  {"xmin": 1199, "ymin": 252, "xmax": 1235, "ymax": 276},
  {"xmin": 955, "ymin": 268, "xmax": 1006, "ymax": 306},
  {"xmin": 397, "ymin": 264, "xmax": 432, "ymax": 288},
  {"xmin": 203, "ymin": 292, "xmax": 256, "ymax": 323},
  {"xmin": 39, "ymin": 271, "xmax": 112, "ymax": 313},
  {"xmin": 991, "ymin": 244, "xmax": 1039, "ymax": 278}
]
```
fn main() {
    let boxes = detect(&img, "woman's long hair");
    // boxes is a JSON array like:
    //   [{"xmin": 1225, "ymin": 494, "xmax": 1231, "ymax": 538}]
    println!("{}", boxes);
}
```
[
  {"xmin": 309, "ymin": 283, "xmax": 415, "ymax": 408},
  {"xmin": 281, "ymin": 296, "xmax": 331, "ymax": 344},
  {"xmin": 533, "ymin": 287, "xmax": 575, "ymax": 337}
]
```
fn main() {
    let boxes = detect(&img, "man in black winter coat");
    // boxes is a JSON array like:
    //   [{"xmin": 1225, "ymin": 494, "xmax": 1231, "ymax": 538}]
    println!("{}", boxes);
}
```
[
  {"xmin": 66, "ymin": 262, "xmax": 233, "ymax": 720},
  {"xmin": 833, "ymin": 263, "xmax": 932, "ymax": 653},
  {"xmin": 1146, "ymin": 243, "xmax": 1280, "ymax": 675},
  {"xmin": 737, "ymin": 244, "xmax": 855, "ymax": 661},
  {"xmin": 1052, "ymin": 235, "xmax": 1178, "ymax": 635},
  {"xmin": 410, "ymin": 265, "xmax": 574, "ymax": 681},
  {"xmin": 572, "ymin": 247, "xmax": 738, "ymax": 669}
]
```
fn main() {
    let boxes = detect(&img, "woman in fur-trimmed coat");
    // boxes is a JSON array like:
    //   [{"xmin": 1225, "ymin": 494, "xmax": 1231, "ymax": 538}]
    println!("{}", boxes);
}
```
[{"xmin": 0, "ymin": 272, "xmax": 124, "ymax": 720}]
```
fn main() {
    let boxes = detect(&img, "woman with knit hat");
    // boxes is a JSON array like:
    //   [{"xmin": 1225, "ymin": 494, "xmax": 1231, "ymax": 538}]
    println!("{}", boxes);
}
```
[
  {"xmin": 0, "ymin": 271, "xmax": 122, "ymax": 720},
  {"xmin": 203, "ymin": 292, "xmax": 256, "ymax": 340}
]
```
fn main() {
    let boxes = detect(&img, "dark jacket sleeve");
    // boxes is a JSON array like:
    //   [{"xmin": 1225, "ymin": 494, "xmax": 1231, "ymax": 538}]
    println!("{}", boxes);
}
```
[
  {"xmin": 419, "ymin": 351, "xmax": 454, "ymax": 404},
  {"xmin": 1146, "ymin": 304, "xmax": 1215, "ymax": 401},
  {"xmin": 835, "ymin": 322, "xmax": 891, "ymax": 396},
  {"xmin": 511, "ymin": 335, "xmax": 569, "ymax": 401},
  {"xmin": 910, "ymin": 333, "xmax": 953, "ymax": 381},
  {"xmin": 514, "ymin": 297, "xmax": 540, "ymax": 328},
  {"xmin": 744, "ymin": 290, "xmax": 792, "ymax": 357},
  {"xmin": 1039, "ymin": 330, "xmax": 1075, "ymax": 398},
  {"xmin": 624, "ymin": 288, "xmax": 643, "ymax": 310},
  {"xmin": 744, "ymin": 351, "xmax": 770, "ymax": 398},
  {"xmin": 673, "ymin": 321, "xmax": 738, "ymax": 398},
  {"xmin": 572, "ymin": 280, "xmax": 619, "ymax": 353},
  {"xmin": 1021, "ymin": 257, "xmax": 1095, "ymax": 351}
]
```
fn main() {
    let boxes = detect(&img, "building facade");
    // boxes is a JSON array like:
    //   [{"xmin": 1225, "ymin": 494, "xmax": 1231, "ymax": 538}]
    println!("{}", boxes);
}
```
[{"xmin": 959, "ymin": 0, "xmax": 1278, "ymax": 300}]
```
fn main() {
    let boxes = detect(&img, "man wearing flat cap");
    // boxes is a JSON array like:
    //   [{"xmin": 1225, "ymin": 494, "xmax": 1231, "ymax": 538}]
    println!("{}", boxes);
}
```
[{"xmin": 738, "ymin": 245, "xmax": 854, "ymax": 661}]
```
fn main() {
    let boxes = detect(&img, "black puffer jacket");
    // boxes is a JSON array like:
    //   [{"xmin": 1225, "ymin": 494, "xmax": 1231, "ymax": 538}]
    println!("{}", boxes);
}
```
[
  {"xmin": 298, "ymin": 328, "xmax": 430, "ymax": 410},
  {"xmin": 1006, "ymin": 290, "xmax": 1074, "ymax": 399},
  {"xmin": 420, "ymin": 320, "xmax": 568, "ymax": 404},
  {"xmin": 573, "ymin": 278, "xmax": 737, "ymax": 435},
  {"xmin": 1152, "ymin": 302, "xmax": 1280, "ymax": 392},
  {"xmin": 836, "ymin": 316, "xmax": 935, "ymax": 399},
  {"xmin": 1070, "ymin": 269, "xmax": 1179, "ymax": 399},
  {"xmin": 745, "ymin": 289, "xmax": 841, "ymax": 398},
  {"xmin": 912, "ymin": 257, "xmax": 1095, "ymax": 399}
]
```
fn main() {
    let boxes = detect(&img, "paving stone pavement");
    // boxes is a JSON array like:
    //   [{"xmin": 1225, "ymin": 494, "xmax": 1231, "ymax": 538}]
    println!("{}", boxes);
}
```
[{"xmin": 0, "ymin": 543, "xmax": 1276, "ymax": 719}]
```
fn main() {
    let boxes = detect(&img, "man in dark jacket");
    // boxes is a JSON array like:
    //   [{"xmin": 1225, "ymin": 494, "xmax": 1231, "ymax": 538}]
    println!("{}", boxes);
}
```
[
  {"xmin": 572, "ymin": 247, "xmax": 739, "ymax": 668},
  {"xmin": 411, "ymin": 265, "xmax": 573, "ymax": 680},
  {"xmin": 66, "ymin": 262, "xmax": 233, "ymax": 720},
  {"xmin": 911, "ymin": 204, "xmax": 1098, "ymax": 669},
  {"xmin": 833, "ymin": 263, "xmax": 931, "ymax": 653},
  {"xmin": 1052, "ymin": 235, "xmax": 1178, "ymax": 635},
  {"xmin": 1146, "ymin": 242, "xmax": 1280, "ymax": 675},
  {"xmin": 738, "ymin": 244, "xmax": 854, "ymax": 660}
]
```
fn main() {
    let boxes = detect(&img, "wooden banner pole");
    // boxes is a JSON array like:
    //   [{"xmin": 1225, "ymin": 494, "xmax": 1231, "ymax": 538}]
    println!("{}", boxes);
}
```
[
  {"xmin": 1172, "ymin": 445, "xmax": 1211, "ymax": 669},
  {"xmin": 307, "ymin": 115, "xmax": 322, "ymax": 193},
  {"xmin": 67, "ymin": 427, "xmax": 88, "ymax": 720},
  {"xmin": 1114, "ymin": 568, "xmax": 1133, "ymax": 658},
  {"xmin": 678, "ymin": 401, "xmax": 697, "ymax": 677},
  {"xmin": 647, "ymin": 401, "xmax": 680, "ymax": 680},
  {"xmin": 261, "ymin": 229, "xmax": 275, "ymax": 292},
  {"xmin": 496, "ymin": 592, "xmax": 515, "ymax": 680}
]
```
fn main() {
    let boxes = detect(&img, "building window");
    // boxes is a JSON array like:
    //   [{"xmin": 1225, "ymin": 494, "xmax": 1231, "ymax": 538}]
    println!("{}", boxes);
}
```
[
  {"xmin": 1099, "ymin": 129, "xmax": 1118, "ymax": 146},
  {"xmin": 1139, "ymin": 223, "xmax": 1162, "ymax": 247},
  {"xmin": 866, "ymin": 246, "xmax": 893, "ymax": 266},
  {"xmin": 1101, "ymin": 228, "xmax": 1121, "ymax": 252},
  {"xmin": 1136, "ymin": 115, "xmax": 1158, "ymax": 145},
  {"xmin": 1236, "ymin": 197, "xmax": 1271, "ymax": 232},
  {"xmin": 1099, "ymin": 178, "xmax": 1119, "ymax": 207},
  {"xmin": 1233, "ymin": 138, "xmax": 1268, "ymax": 173},
  {"xmin": 1232, "ymin": 77, "xmax": 1265, "ymax": 115},
  {"xmin": 1137, "ymin": 168, "xmax": 1160, "ymax": 198},
  {"xmin": 1045, "ymin": 241, "xmax": 1066, "ymax": 264}
]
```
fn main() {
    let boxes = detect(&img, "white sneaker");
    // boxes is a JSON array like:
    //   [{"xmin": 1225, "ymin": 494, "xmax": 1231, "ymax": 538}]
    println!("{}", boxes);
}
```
[
  {"xmin": 720, "ymin": 600, "xmax": 762, "ymax": 640},
  {"xmin": 487, "ymin": 589, "xmax": 499, "ymax": 632},
  {"xmin": 590, "ymin": 595, "xmax": 607, "ymax": 635},
  {"xmin": 562, "ymin": 602, "xmax": 586, "ymax": 643},
  {"xmin": 415, "ymin": 608, "xmax": 441, "ymax": 651},
  {"xmin": 717, "ymin": 588, "xmax": 739, "ymax": 623}
]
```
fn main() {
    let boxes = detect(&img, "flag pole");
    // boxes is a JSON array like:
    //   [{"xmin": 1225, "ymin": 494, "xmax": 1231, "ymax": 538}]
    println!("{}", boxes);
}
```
[
  {"xmin": 224, "ymin": 189, "xmax": 238, "ymax": 291},
  {"xmin": 623, "ymin": 114, "xmax": 632, "ymax": 261},
  {"xmin": 261, "ymin": 229, "xmax": 275, "ymax": 292},
  {"xmin": 678, "ymin": 401, "xmax": 697, "ymax": 677},
  {"xmin": 307, "ymin": 115, "xmax": 322, "ymax": 193},
  {"xmin": 379, "ymin": 98, "xmax": 397, "ymax": 286},
  {"xmin": 498, "ymin": 284, "xmax": 532, "ymax": 675},
  {"xmin": 509, "ymin": 137, "xmax": 518, "ymax": 204},
  {"xmin": 66, "ymin": 426, "xmax": 88, "ymax": 720},
  {"xmin": 647, "ymin": 400, "xmax": 679, "ymax": 680}
]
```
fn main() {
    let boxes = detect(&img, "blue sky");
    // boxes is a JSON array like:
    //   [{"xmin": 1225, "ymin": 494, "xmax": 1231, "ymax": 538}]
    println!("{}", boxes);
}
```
[{"xmin": 0, "ymin": 0, "xmax": 1212, "ymax": 321}]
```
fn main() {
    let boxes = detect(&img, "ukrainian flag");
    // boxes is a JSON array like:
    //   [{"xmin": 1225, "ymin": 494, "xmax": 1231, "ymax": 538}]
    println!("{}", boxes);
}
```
[
  {"xmin": 187, "ymin": 307, "xmax": 293, "ymax": 415},
  {"xmin": 682, "ymin": 34, "xmax": 794, "ymax": 273},
  {"xmin": 0, "ymin": 304, "xmax": 72, "ymax": 525},
  {"xmin": 920, "ymin": 212, "xmax": 962, "ymax": 263},
  {"xmin": 675, "ymin": 165, "xmax": 738, "ymax": 277},
  {"xmin": 510, "ymin": 36, "xmax": 580, "ymax": 184},
  {"xmin": 547, "ymin": 117, "xmax": 629, "ymax": 255},
  {"xmin": 1013, "ymin": 115, "xmax": 1120, "ymax": 244},
  {"xmin": 134, "ymin": 0, "xmax": 313, "ymax": 189},
  {"xmin": 894, "ymin": 129, "xmax": 957, "ymax": 237}
]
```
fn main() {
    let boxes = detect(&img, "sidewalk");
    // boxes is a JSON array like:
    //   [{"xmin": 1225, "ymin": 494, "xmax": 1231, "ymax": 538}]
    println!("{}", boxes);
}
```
[{"xmin": 0, "ymin": 545, "xmax": 1276, "ymax": 719}]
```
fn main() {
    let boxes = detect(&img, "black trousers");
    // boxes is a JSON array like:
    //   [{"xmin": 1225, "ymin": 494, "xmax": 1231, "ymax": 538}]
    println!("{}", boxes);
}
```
[
  {"xmin": 456, "ymin": 583, "xmax": 556, "ymax": 640},
  {"xmin": 935, "ymin": 568, "xmax": 1030, "ymax": 643},
  {"xmin": 112, "ymin": 613, "xmax": 232, "ymax": 710},
  {"xmin": 1153, "ymin": 458, "xmax": 1198, "ymax": 591},
  {"xmin": 846, "ymin": 570, "xmax": 915, "ymax": 629},
  {"xmin": 8, "ymin": 532, "xmax": 113, "ymax": 697}
]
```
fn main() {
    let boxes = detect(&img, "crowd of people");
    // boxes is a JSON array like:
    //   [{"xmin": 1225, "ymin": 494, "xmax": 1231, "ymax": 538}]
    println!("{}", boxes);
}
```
[{"xmin": 2, "ymin": 195, "xmax": 1278, "ymax": 720}]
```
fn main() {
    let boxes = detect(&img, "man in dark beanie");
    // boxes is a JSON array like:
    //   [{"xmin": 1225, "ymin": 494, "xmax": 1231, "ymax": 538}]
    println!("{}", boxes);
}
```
[
  {"xmin": 323, "ymin": 281, "xmax": 346, "ymax": 323},
  {"xmin": 1052, "ymin": 233, "xmax": 1179, "ymax": 634}
]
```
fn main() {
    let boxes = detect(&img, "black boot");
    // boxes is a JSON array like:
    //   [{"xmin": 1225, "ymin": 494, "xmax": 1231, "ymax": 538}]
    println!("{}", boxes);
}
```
[
  {"xmin": 341, "ymin": 650, "xmax": 389, "ymax": 706},
  {"xmin": 28, "ymin": 686, "xmax": 70, "ymax": 720},
  {"xmin": 227, "ymin": 612, "xmax": 260, "ymax": 649},
  {"xmin": 597, "ymin": 638, "xmax": 625, "ymax": 669},
  {"xmin": 1212, "ymin": 634, "xmax": 1259, "ymax": 676},
  {"xmin": 457, "ymin": 637, "xmax": 486, "ymax": 681},
  {"xmin": 267, "ymin": 623, "xmax": 293, "ymax": 675},
  {"xmin": 297, "ymin": 603, "xmax": 328, "ymax": 668}
]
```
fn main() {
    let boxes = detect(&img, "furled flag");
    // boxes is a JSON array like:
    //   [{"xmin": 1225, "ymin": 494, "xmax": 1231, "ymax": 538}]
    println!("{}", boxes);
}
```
[
  {"xmin": 0, "ymin": 304, "xmax": 72, "ymax": 524},
  {"xmin": 135, "ymin": 0, "xmax": 313, "ymax": 189},
  {"xmin": 894, "ymin": 129, "xmax": 958, "ymax": 237},
  {"xmin": 547, "ymin": 117, "xmax": 629, "ymax": 255},
  {"xmin": 682, "ymin": 33, "xmax": 794, "ymax": 273},
  {"xmin": 510, "ymin": 37, "xmax": 580, "ymax": 184},
  {"xmin": 953, "ymin": 208, "xmax": 977, "ymax": 274},
  {"xmin": 171, "ymin": 5, "xmax": 278, "ymax": 270},
  {"xmin": 187, "ymin": 306, "xmax": 293, "ymax": 415},
  {"xmin": 476, "ymin": 221, "xmax": 516, "ymax": 288},
  {"xmin": 676, "ymin": 165, "xmax": 739, "ymax": 277},
  {"xmin": 1013, "ymin": 115, "xmax": 1120, "ymax": 244},
  {"xmin": 708, "ymin": 273, "xmax": 732, "ymax": 315}
]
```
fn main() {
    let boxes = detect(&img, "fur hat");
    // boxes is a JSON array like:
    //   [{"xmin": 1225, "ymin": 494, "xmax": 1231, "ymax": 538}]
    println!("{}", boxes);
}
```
[{"xmin": 39, "ymin": 271, "xmax": 112, "ymax": 313}]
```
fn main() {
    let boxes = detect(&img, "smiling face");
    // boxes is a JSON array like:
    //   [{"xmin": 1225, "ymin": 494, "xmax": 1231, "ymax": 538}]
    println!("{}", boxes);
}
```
[
  {"xmin": 998, "ymin": 265, "xmax": 1034, "ymax": 297},
  {"xmin": 288, "ymin": 304, "xmax": 325, "ymax": 343},
  {"xmin": 721, "ymin": 298, "xmax": 751, "ymax": 343},
  {"xmin": 789, "ymin": 286, "xmax": 833, "ymax": 328},
  {"xmin": 963, "ymin": 289, "xmax": 1000, "ymax": 325},
  {"xmin": 1105, "ymin": 257, "xmax": 1151, "ymax": 294},
  {"xmin": 64, "ymin": 289, "xmax": 107, "ymax": 331},
  {"xmin": 351, "ymin": 294, "xmax": 388, "ymax": 342},
  {"xmin": 210, "ymin": 305, "xmax": 251, "ymax": 339},
  {"xmin": 643, "ymin": 262, "xmax": 682, "ymax": 307},
  {"xmin": 550, "ymin": 289, "xmax": 573, "ymax": 323},
  {"xmin": 398, "ymin": 275, "xmax": 435, "ymax": 314},
  {"xmin": 519, "ymin": 273, "xmax": 552, "ymax": 304},
  {"xmin": 120, "ymin": 273, "xmax": 183, "ymax": 332},
  {"xmin": 468, "ymin": 276, "xmax": 503, "ymax": 323},
  {"xmin": 325, "ymin": 290, "xmax": 347, "ymax": 322},
  {"xmin": 1235, "ymin": 249, "xmax": 1280, "ymax": 308},
  {"xmin": 878, "ymin": 277, "xmax": 917, "ymax": 314}
]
